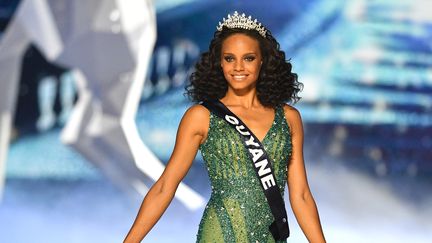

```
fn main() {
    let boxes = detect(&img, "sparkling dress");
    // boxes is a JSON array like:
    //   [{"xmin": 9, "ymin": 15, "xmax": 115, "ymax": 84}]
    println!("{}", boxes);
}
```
[{"xmin": 196, "ymin": 105, "xmax": 293, "ymax": 243}]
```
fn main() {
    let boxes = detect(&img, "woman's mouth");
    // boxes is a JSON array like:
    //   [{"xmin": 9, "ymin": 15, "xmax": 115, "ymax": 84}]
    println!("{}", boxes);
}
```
[{"xmin": 232, "ymin": 74, "xmax": 248, "ymax": 80}]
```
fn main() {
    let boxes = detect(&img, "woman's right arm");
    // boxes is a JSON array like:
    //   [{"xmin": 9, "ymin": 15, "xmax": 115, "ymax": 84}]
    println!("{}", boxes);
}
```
[{"xmin": 123, "ymin": 104, "xmax": 209, "ymax": 243}]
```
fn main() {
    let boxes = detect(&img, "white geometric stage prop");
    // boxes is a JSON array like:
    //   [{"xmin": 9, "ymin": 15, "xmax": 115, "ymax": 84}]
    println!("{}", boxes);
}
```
[{"xmin": 0, "ymin": 0, "xmax": 205, "ymax": 209}]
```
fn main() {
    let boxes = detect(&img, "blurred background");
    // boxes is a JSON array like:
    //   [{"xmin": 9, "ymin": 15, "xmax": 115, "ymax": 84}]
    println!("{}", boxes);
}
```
[{"xmin": 1, "ymin": 0, "xmax": 431, "ymax": 242}]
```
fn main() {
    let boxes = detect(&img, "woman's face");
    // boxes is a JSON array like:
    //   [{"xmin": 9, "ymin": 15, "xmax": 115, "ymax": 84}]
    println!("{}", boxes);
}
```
[{"xmin": 220, "ymin": 33, "xmax": 262, "ymax": 92}]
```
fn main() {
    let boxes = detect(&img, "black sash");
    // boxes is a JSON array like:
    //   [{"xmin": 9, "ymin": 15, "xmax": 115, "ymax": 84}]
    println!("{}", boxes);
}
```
[{"xmin": 201, "ymin": 99, "xmax": 290, "ymax": 241}]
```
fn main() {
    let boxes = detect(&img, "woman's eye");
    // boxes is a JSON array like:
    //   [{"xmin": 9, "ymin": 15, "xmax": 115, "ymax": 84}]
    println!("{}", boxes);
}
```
[
  {"xmin": 224, "ymin": 56, "xmax": 234, "ymax": 62},
  {"xmin": 245, "ymin": 56, "xmax": 256, "ymax": 61}
]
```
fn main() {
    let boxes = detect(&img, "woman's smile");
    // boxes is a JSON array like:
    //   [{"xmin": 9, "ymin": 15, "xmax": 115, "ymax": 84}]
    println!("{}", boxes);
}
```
[
  {"xmin": 220, "ymin": 33, "xmax": 262, "ymax": 91},
  {"xmin": 231, "ymin": 74, "xmax": 248, "ymax": 81}
]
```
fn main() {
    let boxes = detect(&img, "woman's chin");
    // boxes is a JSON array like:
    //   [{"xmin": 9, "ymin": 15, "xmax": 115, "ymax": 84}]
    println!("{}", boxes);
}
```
[{"xmin": 227, "ymin": 83, "xmax": 256, "ymax": 93}]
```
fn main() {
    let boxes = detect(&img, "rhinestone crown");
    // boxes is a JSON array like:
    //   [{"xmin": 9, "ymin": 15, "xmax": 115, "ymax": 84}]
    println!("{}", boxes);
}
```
[{"xmin": 216, "ymin": 11, "xmax": 267, "ymax": 37}]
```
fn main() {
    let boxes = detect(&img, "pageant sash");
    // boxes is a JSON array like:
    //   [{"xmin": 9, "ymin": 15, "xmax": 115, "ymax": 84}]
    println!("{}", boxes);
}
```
[{"xmin": 201, "ymin": 99, "xmax": 290, "ymax": 240}]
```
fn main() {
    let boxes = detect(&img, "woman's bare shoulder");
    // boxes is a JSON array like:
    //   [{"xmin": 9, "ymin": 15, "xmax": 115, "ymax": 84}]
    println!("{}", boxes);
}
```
[
  {"xmin": 281, "ymin": 103, "xmax": 303, "ymax": 131},
  {"xmin": 180, "ymin": 104, "xmax": 210, "ymax": 137},
  {"xmin": 183, "ymin": 103, "xmax": 210, "ymax": 121}
]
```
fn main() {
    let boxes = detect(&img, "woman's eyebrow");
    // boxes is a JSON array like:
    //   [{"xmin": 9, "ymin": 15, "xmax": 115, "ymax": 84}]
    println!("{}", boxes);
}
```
[{"xmin": 222, "ymin": 52, "xmax": 257, "ymax": 55}]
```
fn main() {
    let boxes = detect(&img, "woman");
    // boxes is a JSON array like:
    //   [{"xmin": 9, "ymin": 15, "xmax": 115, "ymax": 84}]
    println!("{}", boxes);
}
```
[{"xmin": 124, "ymin": 11, "xmax": 326, "ymax": 243}]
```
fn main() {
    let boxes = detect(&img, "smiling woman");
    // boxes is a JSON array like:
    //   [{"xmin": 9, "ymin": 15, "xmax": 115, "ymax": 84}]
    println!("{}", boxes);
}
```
[
  {"xmin": 221, "ymin": 34, "xmax": 263, "ymax": 93},
  {"xmin": 124, "ymin": 11, "xmax": 326, "ymax": 243},
  {"xmin": 185, "ymin": 16, "xmax": 302, "ymax": 108}
]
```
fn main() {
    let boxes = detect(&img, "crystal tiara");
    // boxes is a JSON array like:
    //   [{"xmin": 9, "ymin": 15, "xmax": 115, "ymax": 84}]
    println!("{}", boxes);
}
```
[{"xmin": 216, "ymin": 11, "xmax": 267, "ymax": 38}]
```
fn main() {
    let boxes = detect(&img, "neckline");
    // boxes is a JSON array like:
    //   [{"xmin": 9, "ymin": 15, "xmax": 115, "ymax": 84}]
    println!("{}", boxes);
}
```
[{"xmin": 218, "ymin": 100, "xmax": 278, "ymax": 144}]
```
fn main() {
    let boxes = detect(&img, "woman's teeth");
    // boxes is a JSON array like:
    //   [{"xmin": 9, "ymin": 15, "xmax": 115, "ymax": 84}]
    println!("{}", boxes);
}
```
[{"xmin": 233, "ymin": 75, "xmax": 247, "ymax": 80}]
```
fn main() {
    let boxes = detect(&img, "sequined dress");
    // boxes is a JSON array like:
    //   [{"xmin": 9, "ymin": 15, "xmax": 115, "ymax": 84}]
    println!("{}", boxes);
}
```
[{"xmin": 196, "ymin": 105, "xmax": 292, "ymax": 243}]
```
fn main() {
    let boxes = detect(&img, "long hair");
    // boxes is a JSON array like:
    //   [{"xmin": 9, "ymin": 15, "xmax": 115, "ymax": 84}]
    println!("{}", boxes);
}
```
[{"xmin": 185, "ymin": 26, "xmax": 303, "ymax": 108}]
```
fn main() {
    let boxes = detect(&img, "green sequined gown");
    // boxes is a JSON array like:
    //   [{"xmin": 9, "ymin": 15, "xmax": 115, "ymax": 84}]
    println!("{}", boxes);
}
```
[{"xmin": 196, "ymin": 105, "xmax": 292, "ymax": 243}]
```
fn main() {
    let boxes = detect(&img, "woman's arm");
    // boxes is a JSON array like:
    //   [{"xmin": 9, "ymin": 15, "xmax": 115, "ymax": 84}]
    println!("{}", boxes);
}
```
[
  {"xmin": 123, "ymin": 105, "xmax": 209, "ymax": 243},
  {"xmin": 283, "ymin": 105, "xmax": 326, "ymax": 243}
]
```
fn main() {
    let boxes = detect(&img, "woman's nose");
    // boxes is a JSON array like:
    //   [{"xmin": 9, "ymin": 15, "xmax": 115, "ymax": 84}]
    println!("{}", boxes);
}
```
[{"xmin": 234, "ymin": 60, "xmax": 244, "ymax": 71}]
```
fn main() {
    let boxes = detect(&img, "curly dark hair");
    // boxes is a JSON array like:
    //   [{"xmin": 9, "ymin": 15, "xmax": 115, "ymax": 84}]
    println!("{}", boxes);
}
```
[{"xmin": 185, "ymin": 26, "xmax": 303, "ymax": 108}]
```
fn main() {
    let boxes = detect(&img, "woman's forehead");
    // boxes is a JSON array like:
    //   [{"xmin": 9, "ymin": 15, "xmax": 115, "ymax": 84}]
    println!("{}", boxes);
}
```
[{"xmin": 221, "ymin": 34, "xmax": 260, "ymax": 53}]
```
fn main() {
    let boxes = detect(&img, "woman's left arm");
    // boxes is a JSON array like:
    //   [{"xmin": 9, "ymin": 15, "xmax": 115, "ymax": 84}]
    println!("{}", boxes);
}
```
[{"xmin": 283, "ymin": 105, "xmax": 326, "ymax": 243}]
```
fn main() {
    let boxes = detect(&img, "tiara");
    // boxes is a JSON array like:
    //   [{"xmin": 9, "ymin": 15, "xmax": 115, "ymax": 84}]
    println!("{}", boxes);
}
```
[{"xmin": 216, "ymin": 11, "xmax": 267, "ymax": 37}]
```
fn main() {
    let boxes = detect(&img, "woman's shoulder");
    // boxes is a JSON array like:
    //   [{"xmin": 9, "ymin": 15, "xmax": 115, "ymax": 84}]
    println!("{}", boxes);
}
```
[
  {"xmin": 184, "ymin": 103, "xmax": 210, "ymax": 118},
  {"xmin": 281, "ymin": 103, "xmax": 303, "ymax": 131},
  {"xmin": 180, "ymin": 103, "xmax": 210, "ymax": 134}
]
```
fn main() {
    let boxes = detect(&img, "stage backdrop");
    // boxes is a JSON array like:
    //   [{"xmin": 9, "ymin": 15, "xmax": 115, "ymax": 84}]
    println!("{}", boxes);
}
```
[{"xmin": 1, "ymin": 0, "xmax": 431, "ymax": 242}]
